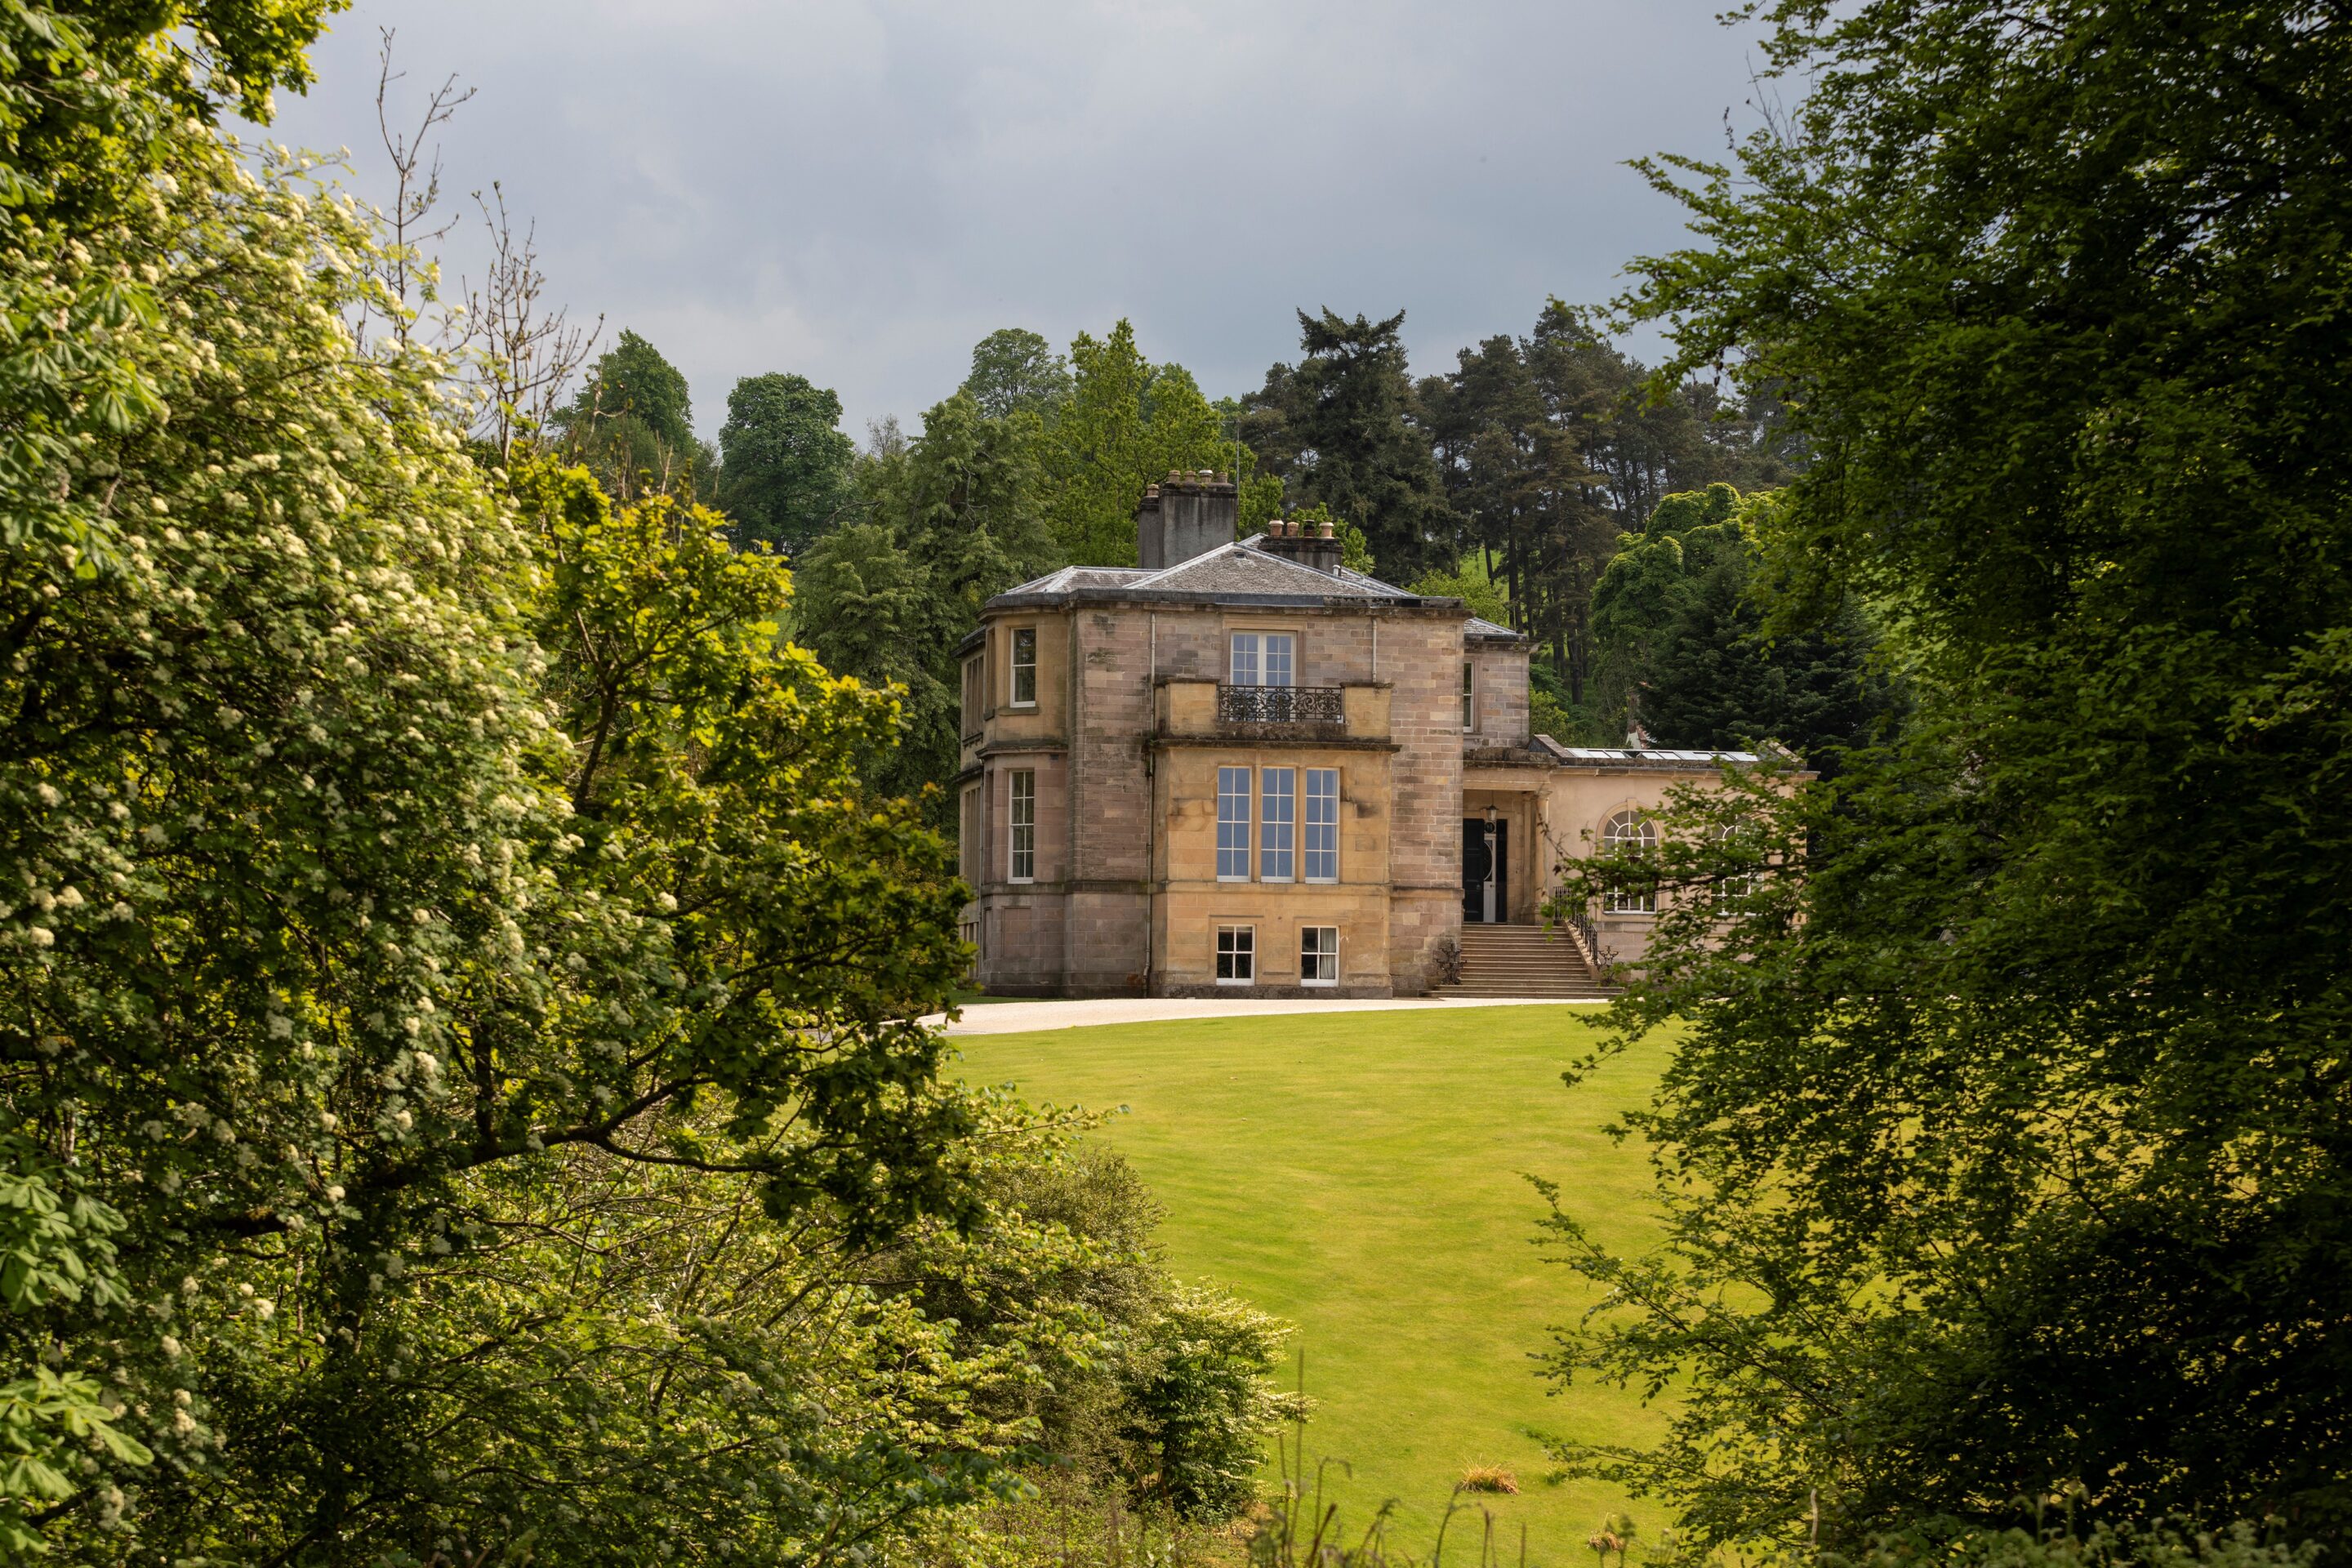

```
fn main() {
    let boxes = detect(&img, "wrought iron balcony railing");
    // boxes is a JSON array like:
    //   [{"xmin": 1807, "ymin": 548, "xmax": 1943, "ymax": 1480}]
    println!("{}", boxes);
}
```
[{"xmin": 1217, "ymin": 684, "xmax": 1345, "ymax": 725}]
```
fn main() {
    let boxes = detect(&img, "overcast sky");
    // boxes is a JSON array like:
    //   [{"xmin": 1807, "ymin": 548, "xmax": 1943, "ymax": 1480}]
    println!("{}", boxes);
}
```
[{"xmin": 254, "ymin": 2, "xmax": 1766, "ymax": 441}]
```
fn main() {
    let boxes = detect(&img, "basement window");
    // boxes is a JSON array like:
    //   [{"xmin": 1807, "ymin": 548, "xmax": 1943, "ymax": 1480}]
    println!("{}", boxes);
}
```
[
  {"xmin": 1216, "ymin": 925, "xmax": 1255, "ymax": 984},
  {"xmin": 1301, "ymin": 925, "xmax": 1338, "ymax": 987}
]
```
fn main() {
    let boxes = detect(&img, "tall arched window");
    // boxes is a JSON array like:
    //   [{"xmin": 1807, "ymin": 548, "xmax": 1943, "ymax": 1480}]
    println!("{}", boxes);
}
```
[
  {"xmin": 1603, "ymin": 811, "xmax": 1656, "ymax": 915},
  {"xmin": 1715, "ymin": 822, "xmax": 1761, "ymax": 911}
]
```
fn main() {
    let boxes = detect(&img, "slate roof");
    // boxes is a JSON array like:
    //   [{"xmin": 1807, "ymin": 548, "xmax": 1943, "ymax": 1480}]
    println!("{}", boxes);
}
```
[
  {"xmin": 991, "ymin": 537, "xmax": 1484, "ymax": 613},
  {"xmin": 1000, "ymin": 564, "xmax": 1156, "ymax": 595},
  {"xmin": 1135, "ymin": 542, "xmax": 1407, "ymax": 599}
]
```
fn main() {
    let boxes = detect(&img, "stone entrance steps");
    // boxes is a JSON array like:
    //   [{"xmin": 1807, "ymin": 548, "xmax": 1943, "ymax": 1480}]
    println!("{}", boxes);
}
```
[{"xmin": 1433, "ymin": 923, "xmax": 1616, "ymax": 1000}]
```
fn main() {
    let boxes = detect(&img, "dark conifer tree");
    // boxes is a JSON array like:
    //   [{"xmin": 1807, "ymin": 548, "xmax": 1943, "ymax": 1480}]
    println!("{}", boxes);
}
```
[
  {"xmin": 1640, "ymin": 555, "xmax": 1897, "ymax": 771},
  {"xmin": 1245, "ymin": 309, "xmax": 1454, "ymax": 577}
]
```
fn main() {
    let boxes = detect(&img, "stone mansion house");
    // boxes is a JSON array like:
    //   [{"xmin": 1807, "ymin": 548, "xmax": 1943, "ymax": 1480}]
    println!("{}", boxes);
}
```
[{"xmin": 953, "ymin": 472, "xmax": 1763, "ymax": 998}]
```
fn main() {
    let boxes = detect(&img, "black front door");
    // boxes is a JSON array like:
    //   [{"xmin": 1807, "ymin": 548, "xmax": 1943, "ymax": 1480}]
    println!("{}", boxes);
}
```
[{"xmin": 1461, "ymin": 817, "xmax": 1508, "ymax": 923}]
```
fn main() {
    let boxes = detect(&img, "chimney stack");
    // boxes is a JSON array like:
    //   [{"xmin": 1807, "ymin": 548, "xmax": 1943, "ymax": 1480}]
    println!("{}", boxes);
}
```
[
  {"xmin": 1136, "ymin": 470, "xmax": 1239, "ymax": 568},
  {"xmin": 1257, "ymin": 512, "xmax": 1344, "ymax": 574}
]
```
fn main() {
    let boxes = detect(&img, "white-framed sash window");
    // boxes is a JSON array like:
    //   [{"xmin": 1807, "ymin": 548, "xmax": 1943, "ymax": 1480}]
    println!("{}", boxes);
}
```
[
  {"xmin": 961, "ymin": 655, "xmax": 984, "ymax": 737},
  {"xmin": 1008, "ymin": 768, "xmax": 1036, "ymax": 883},
  {"xmin": 1216, "ymin": 766, "xmax": 1251, "ymax": 880},
  {"xmin": 1300, "ymin": 925, "xmax": 1339, "ymax": 987},
  {"xmin": 1602, "ymin": 810, "xmax": 1655, "ymax": 914},
  {"xmin": 1230, "ymin": 632, "xmax": 1296, "ymax": 687},
  {"xmin": 1304, "ymin": 768, "xmax": 1339, "ymax": 882},
  {"xmin": 959, "ymin": 784, "xmax": 982, "ymax": 885},
  {"xmin": 1259, "ymin": 768, "xmax": 1295, "ymax": 881},
  {"xmin": 1461, "ymin": 661, "xmax": 1475, "ymax": 733},
  {"xmin": 1216, "ymin": 924, "xmax": 1255, "ymax": 984},
  {"xmin": 1009, "ymin": 626, "xmax": 1038, "ymax": 707}
]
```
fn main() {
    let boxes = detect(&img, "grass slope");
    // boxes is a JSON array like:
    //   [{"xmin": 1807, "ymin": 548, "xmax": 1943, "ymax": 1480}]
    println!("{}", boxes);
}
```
[{"xmin": 956, "ymin": 1006, "xmax": 1671, "ymax": 1558}]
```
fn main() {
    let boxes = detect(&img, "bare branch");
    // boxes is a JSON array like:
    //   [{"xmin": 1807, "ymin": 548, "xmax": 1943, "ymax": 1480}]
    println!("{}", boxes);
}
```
[{"xmin": 365, "ymin": 28, "xmax": 475, "ymax": 348}]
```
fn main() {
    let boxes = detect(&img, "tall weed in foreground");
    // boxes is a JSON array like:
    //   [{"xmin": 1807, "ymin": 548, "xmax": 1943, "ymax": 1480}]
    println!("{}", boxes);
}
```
[
  {"xmin": 1245, "ymin": 1361, "xmax": 1557, "ymax": 1568},
  {"xmin": 1241, "ymin": 1368, "xmax": 2327, "ymax": 1568}
]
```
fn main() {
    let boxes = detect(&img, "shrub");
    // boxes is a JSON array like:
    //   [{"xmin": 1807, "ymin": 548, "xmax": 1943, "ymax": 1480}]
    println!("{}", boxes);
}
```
[
  {"xmin": 1829, "ymin": 1521, "xmax": 2321, "ymax": 1568},
  {"xmin": 1122, "ymin": 1285, "xmax": 1306, "ymax": 1521}
]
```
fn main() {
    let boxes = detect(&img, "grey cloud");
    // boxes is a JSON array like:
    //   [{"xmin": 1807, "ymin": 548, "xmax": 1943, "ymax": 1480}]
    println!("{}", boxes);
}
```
[{"xmin": 258, "ymin": 1, "xmax": 1765, "ymax": 438}]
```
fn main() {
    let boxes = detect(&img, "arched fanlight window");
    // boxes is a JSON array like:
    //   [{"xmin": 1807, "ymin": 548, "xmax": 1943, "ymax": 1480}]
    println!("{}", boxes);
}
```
[
  {"xmin": 1715, "ymin": 822, "xmax": 1762, "ymax": 911},
  {"xmin": 1602, "ymin": 811, "xmax": 1656, "ymax": 915}
]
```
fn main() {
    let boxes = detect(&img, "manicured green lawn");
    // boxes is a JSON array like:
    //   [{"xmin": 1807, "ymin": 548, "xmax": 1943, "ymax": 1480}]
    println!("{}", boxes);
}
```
[{"xmin": 955, "ymin": 1006, "xmax": 1672, "ymax": 1561}]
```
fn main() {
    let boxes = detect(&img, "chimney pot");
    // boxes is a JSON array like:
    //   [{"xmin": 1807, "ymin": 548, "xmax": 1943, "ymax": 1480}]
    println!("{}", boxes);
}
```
[
  {"xmin": 1257, "ymin": 513, "xmax": 1343, "ymax": 573},
  {"xmin": 1318, "ymin": 519, "xmax": 1335, "ymax": 540}
]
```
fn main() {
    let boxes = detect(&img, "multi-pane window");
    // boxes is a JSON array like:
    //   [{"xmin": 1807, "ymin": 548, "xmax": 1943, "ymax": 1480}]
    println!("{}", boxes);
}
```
[
  {"xmin": 1008, "ymin": 769, "xmax": 1036, "ymax": 883},
  {"xmin": 1010, "ymin": 627, "xmax": 1038, "ymax": 706},
  {"xmin": 1216, "ymin": 766, "xmax": 1251, "ymax": 880},
  {"xmin": 1304, "ymin": 768, "xmax": 1339, "ymax": 882},
  {"xmin": 1461, "ymin": 662, "xmax": 1475, "ymax": 733},
  {"xmin": 1259, "ymin": 768, "xmax": 1295, "ymax": 881},
  {"xmin": 1716, "ymin": 823, "xmax": 1761, "ymax": 911},
  {"xmin": 959, "ymin": 785, "xmax": 981, "ymax": 885},
  {"xmin": 1216, "ymin": 925, "xmax": 1255, "ymax": 984},
  {"xmin": 1602, "ymin": 810, "xmax": 1656, "ymax": 914},
  {"xmin": 1229, "ymin": 633, "xmax": 1296, "ymax": 687},
  {"xmin": 961, "ymin": 655, "xmax": 984, "ymax": 737},
  {"xmin": 1264, "ymin": 633, "xmax": 1294, "ymax": 688},
  {"xmin": 1300, "ymin": 926, "xmax": 1339, "ymax": 987}
]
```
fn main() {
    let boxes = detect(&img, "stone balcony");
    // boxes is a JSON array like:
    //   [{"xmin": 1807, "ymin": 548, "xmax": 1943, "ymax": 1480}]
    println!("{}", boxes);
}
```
[{"xmin": 1154, "ymin": 679, "xmax": 1391, "ymax": 744}]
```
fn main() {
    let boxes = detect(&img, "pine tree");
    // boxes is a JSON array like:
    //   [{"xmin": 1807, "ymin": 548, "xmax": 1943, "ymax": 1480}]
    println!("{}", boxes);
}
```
[
  {"xmin": 1247, "ymin": 309, "xmax": 1454, "ymax": 578},
  {"xmin": 1640, "ymin": 551, "xmax": 1896, "ymax": 769}
]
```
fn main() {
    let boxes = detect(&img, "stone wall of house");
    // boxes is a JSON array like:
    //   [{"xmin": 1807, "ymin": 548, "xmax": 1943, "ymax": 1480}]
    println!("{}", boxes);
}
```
[
  {"xmin": 1377, "ymin": 608, "xmax": 1470, "ymax": 992},
  {"xmin": 959, "ymin": 589, "xmax": 1584, "ymax": 998},
  {"xmin": 1149, "ymin": 737, "xmax": 1396, "ymax": 996},
  {"xmin": 1064, "ymin": 606, "xmax": 1153, "ymax": 991},
  {"xmin": 1536, "ymin": 765, "xmax": 1740, "ymax": 970},
  {"xmin": 1470, "ymin": 641, "xmax": 1530, "ymax": 747}
]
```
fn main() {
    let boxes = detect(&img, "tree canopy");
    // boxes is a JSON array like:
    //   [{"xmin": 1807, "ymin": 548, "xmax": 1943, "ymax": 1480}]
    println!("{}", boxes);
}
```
[
  {"xmin": 1544, "ymin": 0, "xmax": 2352, "ymax": 1553},
  {"xmin": 1242, "ymin": 309, "xmax": 1453, "ymax": 580},
  {"xmin": 1584, "ymin": 484, "xmax": 1898, "ymax": 764},
  {"xmin": 715, "ymin": 370, "xmax": 857, "ymax": 554},
  {"xmin": 1040, "ymin": 320, "xmax": 1238, "ymax": 566},
  {"xmin": 961, "ymin": 327, "xmax": 1073, "ymax": 422},
  {"xmin": 559, "ymin": 328, "xmax": 710, "ymax": 498},
  {"xmin": 794, "ymin": 392, "xmax": 1059, "ymax": 810},
  {"xmin": 0, "ymin": 38, "xmax": 1303, "ymax": 1558}
]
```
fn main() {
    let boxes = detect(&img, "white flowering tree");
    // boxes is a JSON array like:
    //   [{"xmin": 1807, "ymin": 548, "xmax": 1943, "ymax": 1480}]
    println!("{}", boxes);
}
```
[{"xmin": 0, "ymin": 107, "xmax": 1019, "ymax": 1558}]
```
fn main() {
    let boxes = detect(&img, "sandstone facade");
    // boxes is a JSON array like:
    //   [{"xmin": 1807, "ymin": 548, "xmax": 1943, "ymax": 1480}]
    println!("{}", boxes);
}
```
[{"xmin": 955, "ymin": 475, "xmax": 1772, "ymax": 996}]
